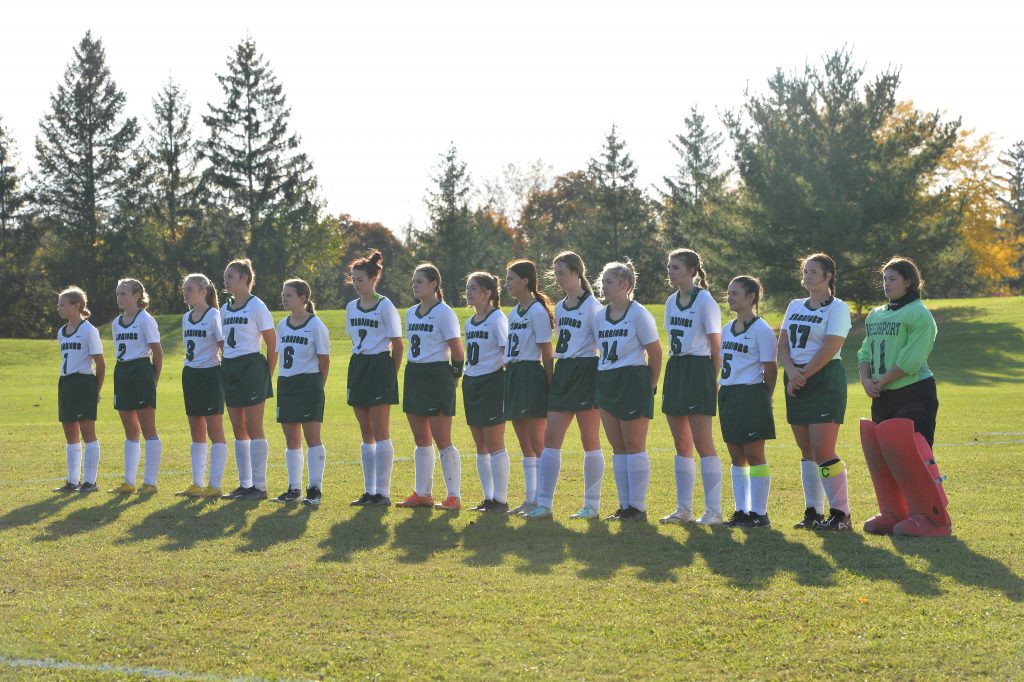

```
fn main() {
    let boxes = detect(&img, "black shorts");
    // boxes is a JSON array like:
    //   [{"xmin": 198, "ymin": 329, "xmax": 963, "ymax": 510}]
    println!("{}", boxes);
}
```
[
  {"xmin": 403, "ymin": 361, "xmax": 457, "ymax": 417},
  {"xmin": 504, "ymin": 361, "xmax": 548, "ymax": 420},
  {"xmin": 222, "ymin": 353, "xmax": 273, "ymax": 407},
  {"xmin": 276, "ymin": 373, "xmax": 326, "ymax": 423},
  {"xmin": 58, "ymin": 373, "xmax": 98, "ymax": 423},
  {"xmin": 463, "ymin": 369, "xmax": 505, "ymax": 427},
  {"xmin": 182, "ymin": 365, "xmax": 225, "ymax": 417},
  {"xmin": 661, "ymin": 355, "xmax": 717, "ymax": 416},
  {"xmin": 547, "ymin": 357, "xmax": 598, "ymax": 413},
  {"xmin": 113, "ymin": 358, "xmax": 157, "ymax": 411},
  {"xmin": 348, "ymin": 352, "xmax": 400, "ymax": 407},
  {"xmin": 871, "ymin": 377, "xmax": 939, "ymax": 446},
  {"xmin": 784, "ymin": 359, "xmax": 847, "ymax": 425}
]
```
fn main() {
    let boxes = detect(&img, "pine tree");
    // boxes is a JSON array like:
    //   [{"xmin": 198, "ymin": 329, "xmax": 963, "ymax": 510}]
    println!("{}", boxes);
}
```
[
  {"xmin": 417, "ymin": 143, "xmax": 475, "ymax": 303},
  {"xmin": 201, "ymin": 37, "xmax": 320, "ymax": 299},
  {"xmin": 34, "ymin": 31, "xmax": 140, "ymax": 309},
  {"xmin": 0, "ymin": 117, "xmax": 27, "ymax": 247},
  {"xmin": 999, "ymin": 141, "xmax": 1024, "ymax": 291}
]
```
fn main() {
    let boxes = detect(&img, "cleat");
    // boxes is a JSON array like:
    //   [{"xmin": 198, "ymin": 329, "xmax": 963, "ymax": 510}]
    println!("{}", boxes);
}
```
[
  {"xmin": 175, "ymin": 484, "xmax": 206, "ymax": 498},
  {"xmin": 273, "ymin": 488, "xmax": 302, "ymax": 503},
  {"xmin": 367, "ymin": 493, "xmax": 391, "ymax": 507},
  {"xmin": 620, "ymin": 507, "xmax": 648, "ymax": 522},
  {"xmin": 744, "ymin": 513, "xmax": 771, "ymax": 528},
  {"xmin": 817, "ymin": 508, "xmax": 853, "ymax": 532},
  {"xmin": 221, "ymin": 486, "xmax": 249, "ymax": 499},
  {"xmin": 435, "ymin": 495, "xmax": 461, "ymax": 511},
  {"xmin": 76, "ymin": 482, "xmax": 99, "ymax": 494},
  {"xmin": 794, "ymin": 506, "xmax": 824, "ymax": 530},
  {"xmin": 487, "ymin": 500, "xmax": 509, "ymax": 513},
  {"xmin": 570, "ymin": 506, "xmax": 600, "ymax": 519},
  {"xmin": 605, "ymin": 508, "xmax": 627, "ymax": 521},
  {"xmin": 469, "ymin": 499, "xmax": 492, "ymax": 512},
  {"xmin": 524, "ymin": 505, "xmax": 552, "ymax": 519},
  {"xmin": 201, "ymin": 486, "xmax": 222, "ymax": 499},
  {"xmin": 696, "ymin": 511, "xmax": 724, "ymax": 525},
  {"xmin": 53, "ymin": 481, "xmax": 80, "ymax": 493},
  {"xmin": 509, "ymin": 501, "xmax": 535, "ymax": 516},
  {"xmin": 659, "ymin": 508, "xmax": 693, "ymax": 525},
  {"xmin": 303, "ymin": 486, "xmax": 322, "ymax": 506},
  {"xmin": 137, "ymin": 483, "xmax": 158, "ymax": 495},
  {"xmin": 725, "ymin": 510, "xmax": 750, "ymax": 527},
  {"xmin": 240, "ymin": 487, "xmax": 267, "ymax": 501},
  {"xmin": 108, "ymin": 482, "xmax": 136, "ymax": 495},
  {"xmin": 396, "ymin": 492, "xmax": 434, "ymax": 508},
  {"xmin": 350, "ymin": 492, "xmax": 374, "ymax": 507}
]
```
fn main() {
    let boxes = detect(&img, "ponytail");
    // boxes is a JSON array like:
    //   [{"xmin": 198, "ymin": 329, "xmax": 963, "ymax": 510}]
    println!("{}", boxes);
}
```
[
  {"xmin": 595, "ymin": 260, "xmax": 638, "ymax": 300},
  {"xmin": 801, "ymin": 252, "xmax": 837, "ymax": 297},
  {"xmin": 467, "ymin": 272, "xmax": 502, "ymax": 310},
  {"xmin": 669, "ymin": 248, "xmax": 711, "ymax": 294},
  {"xmin": 552, "ymin": 250, "xmax": 594, "ymax": 297},
  {"xmin": 508, "ymin": 259, "xmax": 554, "ymax": 329},
  {"xmin": 283, "ymin": 278, "xmax": 316, "ymax": 314},
  {"xmin": 730, "ymin": 275, "xmax": 764, "ymax": 317},
  {"xmin": 59, "ymin": 286, "xmax": 91, "ymax": 319},
  {"xmin": 184, "ymin": 273, "xmax": 220, "ymax": 310},
  {"xmin": 414, "ymin": 263, "xmax": 445, "ymax": 302},
  {"xmin": 226, "ymin": 258, "xmax": 256, "ymax": 291},
  {"xmin": 117, "ymin": 278, "xmax": 150, "ymax": 309}
]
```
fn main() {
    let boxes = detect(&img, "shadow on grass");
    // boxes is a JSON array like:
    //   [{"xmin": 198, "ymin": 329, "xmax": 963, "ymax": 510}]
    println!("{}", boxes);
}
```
[
  {"xmin": 391, "ymin": 509, "xmax": 460, "ymax": 564},
  {"xmin": 820, "ymin": 532, "xmax": 942, "ymax": 597},
  {"xmin": 318, "ymin": 505, "xmax": 390, "ymax": 563},
  {"xmin": 114, "ymin": 497, "xmax": 256, "ymax": 551},
  {"xmin": 460, "ymin": 513, "xmax": 568, "ymax": 575},
  {"xmin": 892, "ymin": 536, "xmax": 1024, "ymax": 602},
  {"xmin": 238, "ymin": 502, "xmax": 313, "ymax": 553},
  {"xmin": 0, "ymin": 493, "xmax": 81, "ymax": 532},
  {"xmin": 34, "ymin": 494, "xmax": 147, "ymax": 540}
]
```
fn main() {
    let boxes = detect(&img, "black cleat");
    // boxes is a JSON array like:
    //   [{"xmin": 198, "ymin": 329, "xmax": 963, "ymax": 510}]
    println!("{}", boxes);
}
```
[
  {"xmin": 794, "ymin": 506, "xmax": 824, "ymax": 530},
  {"xmin": 817, "ymin": 508, "xmax": 853, "ymax": 532},
  {"xmin": 222, "ymin": 486, "xmax": 249, "ymax": 500},
  {"xmin": 744, "ymin": 513, "xmax": 771, "ymax": 528},
  {"xmin": 487, "ymin": 500, "xmax": 509, "ymax": 513},
  {"xmin": 369, "ymin": 493, "xmax": 391, "ymax": 506},
  {"xmin": 621, "ymin": 506, "xmax": 648, "ymax": 522},
  {"xmin": 273, "ymin": 488, "xmax": 302, "ymax": 503},
  {"xmin": 725, "ymin": 510, "xmax": 750, "ymax": 527},
  {"xmin": 469, "ymin": 499, "xmax": 491, "ymax": 512},
  {"xmin": 303, "ymin": 486, "xmax": 322, "ymax": 506},
  {"xmin": 240, "ymin": 487, "xmax": 267, "ymax": 501},
  {"xmin": 605, "ymin": 507, "xmax": 627, "ymax": 521},
  {"xmin": 52, "ymin": 481, "xmax": 79, "ymax": 493},
  {"xmin": 76, "ymin": 482, "xmax": 99, "ymax": 494},
  {"xmin": 350, "ymin": 492, "xmax": 373, "ymax": 507}
]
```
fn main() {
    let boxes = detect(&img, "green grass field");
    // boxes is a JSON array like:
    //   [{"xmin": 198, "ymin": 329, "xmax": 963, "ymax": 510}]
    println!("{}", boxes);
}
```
[{"xmin": 1, "ymin": 297, "xmax": 1022, "ymax": 680}]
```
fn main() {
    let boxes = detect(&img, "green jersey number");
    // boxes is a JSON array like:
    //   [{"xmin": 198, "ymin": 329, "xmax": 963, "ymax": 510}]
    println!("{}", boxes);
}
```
[
  {"xmin": 117, "ymin": 342, "xmax": 127, "ymax": 361},
  {"xmin": 555, "ymin": 329, "xmax": 571, "ymax": 354},
  {"xmin": 410, "ymin": 335, "xmax": 421, "ymax": 358},
  {"xmin": 507, "ymin": 334, "xmax": 521, "ymax": 358},
  {"xmin": 466, "ymin": 341, "xmax": 480, "ymax": 366},
  {"xmin": 788, "ymin": 324, "xmax": 811, "ymax": 349},
  {"xmin": 356, "ymin": 329, "xmax": 367, "ymax": 352},
  {"xmin": 600, "ymin": 340, "xmax": 619, "ymax": 364},
  {"xmin": 62, "ymin": 353, "xmax": 69, "ymax": 375},
  {"xmin": 226, "ymin": 327, "xmax": 237, "ymax": 349},
  {"xmin": 282, "ymin": 346, "xmax": 294, "ymax": 370},
  {"xmin": 670, "ymin": 329, "xmax": 685, "ymax": 355},
  {"xmin": 721, "ymin": 352, "xmax": 734, "ymax": 380},
  {"xmin": 185, "ymin": 339, "xmax": 196, "ymax": 362}
]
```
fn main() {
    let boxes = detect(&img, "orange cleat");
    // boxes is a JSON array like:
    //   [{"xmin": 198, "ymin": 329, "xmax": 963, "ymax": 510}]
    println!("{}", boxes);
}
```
[
  {"xmin": 396, "ymin": 491, "xmax": 435, "ymax": 508},
  {"xmin": 435, "ymin": 496, "xmax": 461, "ymax": 511}
]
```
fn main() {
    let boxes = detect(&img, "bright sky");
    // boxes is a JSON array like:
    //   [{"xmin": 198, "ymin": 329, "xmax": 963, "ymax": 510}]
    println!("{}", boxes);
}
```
[{"xmin": 2, "ymin": 0, "xmax": 1022, "ymax": 233}]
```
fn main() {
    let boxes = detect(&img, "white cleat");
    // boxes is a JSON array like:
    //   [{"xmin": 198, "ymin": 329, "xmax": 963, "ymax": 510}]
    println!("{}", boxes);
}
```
[
  {"xmin": 696, "ymin": 511, "xmax": 724, "ymax": 525},
  {"xmin": 659, "ymin": 508, "xmax": 693, "ymax": 525}
]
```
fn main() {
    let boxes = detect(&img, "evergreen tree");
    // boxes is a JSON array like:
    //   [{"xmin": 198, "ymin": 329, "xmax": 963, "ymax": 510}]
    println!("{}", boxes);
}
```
[
  {"xmin": 0, "ymin": 117, "xmax": 27, "ymax": 248},
  {"xmin": 999, "ymin": 141, "xmax": 1024, "ymax": 292},
  {"xmin": 416, "ymin": 143, "xmax": 475, "ymax": 303},
  {"xmin": 34, "ymin": 31, "xmax": 140, "ymax": 315},
  {"xmin": 201, "ymin": 37, "xmax": 321, "ymax": 300}
]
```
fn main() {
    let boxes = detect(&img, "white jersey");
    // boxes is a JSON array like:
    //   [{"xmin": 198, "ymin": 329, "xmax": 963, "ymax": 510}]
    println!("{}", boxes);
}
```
[
  {"xmin": 405, "ymin": 301, "xmax": 460, "ymax": 364},
  {"xmin": 506, "ymin": 300, "xmax": 553, "ymax": 363},
  {"xmin": 554, "ymin": 293, "xmax": 602, "ymax": 359},
  {"xmin": 720, "ymin": 317, "xmax": 777, "ymax": 386},
  {"xmin": 782, "ymin": 297, "xmax": 852, "ymax": 364},
  {"xmin": 182, "ymin": 307, "xmax": 224, "ymax": 369},
  {"xmin": 221, "ymin": 296, "xmax": 274, "ymax": 359},
  {"xmin": 113, "ymin": 309, "xmax": 160, "ymax": 363},
  {"xmin": 58, "ymin": 320, "xmax": 103, "ymax": 376},
  {"xmin": 664, "ymin": 288, "xmax": 721, "ymax": 357},
  {"xmin": 464, "ymin": 308, "xmax": 508, "ymax": 377},
  {"xmin": 277, "ymin": 315, "xmax": 331, "ymax": 377},
  {"xmin": 593, "ymin": 301, "xmax": 660, "ymax": 371},
  {"xmin": 346, "ymin": 296, "xmax": 402, "ymax": 355}
]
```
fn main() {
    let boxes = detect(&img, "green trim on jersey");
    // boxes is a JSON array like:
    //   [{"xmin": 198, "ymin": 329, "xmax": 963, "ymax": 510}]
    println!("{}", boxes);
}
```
[
  {"xmin": 285, "ymin": 313, "xmax": 316, "ymax": 330},
  {"xmin": 605, "ymin": 300, "xmax": 633, "ymax": 324},
  {"xmin": 188, "ymin": 306, "xmax": 213, "ymax": 325},
  {"xmin": 355, "ymin": 294, "xmax": 385, "ymax": 313},
  {"xmin": 674, "ymin": 288, "xmax": 701, "ymax": 312},
  {"xmin": 560, "ymin": 292, "xmax": 592, "ymax": 312}
]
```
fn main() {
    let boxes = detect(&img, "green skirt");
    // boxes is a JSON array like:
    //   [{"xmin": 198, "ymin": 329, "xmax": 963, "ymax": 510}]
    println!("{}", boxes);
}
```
[
  {"xmin": 596, "ymin": 365, "xmax": 654, "ymax": 421},
  {"xmin": 463, "ymin": 369, "xmax": 506, "ymax": 427},
  {"xmin": 276, "ymin": 373, "xmax": 325, "ymax": 423},
  {"xmin": 58, "ymin": 373, "xmax": 98, "ymax": 423},
  {"xmin": 784, "ymin": 359, "xmax": 847, "ymax": 425},
  {"xmin": 182, "ymin": 365, "xmax": 225, "ymax": 417},
  {"xmin": 348, "ymin": 351, "xmax": 400, "ymax": 407},
  {"xmin": 718, "ymin": 383, "xmax": 776, "ymax": 444},
  {"xmin": 222, "ymin": 353, "xmax": 273, "ymax": 408},
  {"xmin": 113, "ymin": 358, "xmax": 157, "ymax": 411},
  {"xmin": 403, "ymin": 361, "xmax": 457, "ymax": 417},
  {"xmin": 547, "ymin": 357, "xmax": 598, "ymax": 413},
  {"xmin": 504, "ymin": 361, "xmax": 548, "ymax": 420},
  {"xmin": 661, "ymin": 355, "xmax": 717, "ymax": 416}
]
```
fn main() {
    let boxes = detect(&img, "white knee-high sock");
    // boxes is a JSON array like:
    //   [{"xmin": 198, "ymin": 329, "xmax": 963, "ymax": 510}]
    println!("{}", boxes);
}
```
[
  {"xmin": 522, "ymin": 456, "xmax": 539, "ymax": 504},
  {"xmin": 285, "ymin": 448, "xmax": 304, "ymax": 489},
  {"xmin": 209, "ymin": 442, "xmax": 228, "ymax": 489},
  {"xmin": 124, "ymin": 439, "xmax": 141, "ymax": 485},
  {"xmin": 414, "ymin": 446, "xmax": 435, "ymax": 497},
  {"xmin": 537, "ymin": 447, "xmax": 561, "ymax": 509},
  {"xmin": 476, "ymin": 454, "xmax": 494, "ymax": 500},
  {"xmin": 490, "ymin": 449, "xmax": 510, "ymax": 504},
  {"xmin": 731, "ymin": 465, "xmax": 751, "ymax": 512},
  {"xmin": 612, "ymin": 454, "xmax": 629, "ymax": 509},
  {"xmin": 307, "ymin": 444, "xmax": 327, "ymax": 489},
  {"xmin": 66, "ymin": 443, "xmax": 82, "ymax": 484},
  {"xmin": 699, "ymin": 455, "xmax": 723, "ymax": 517},
  {"xmin": 801, "ymin": 459, "xmax": 825, "ymax": 514},
  {"xmin": 674, "ymin": 455, "xmax": 696, "ymax": 514},
  {"xmin": 83, "ymin": 440, "xmax": 100, "ymax": 485},
  {"xmin": 234, "ymin": 439, "xmax": 252, "ymax": 488},
  {"xmin": 820, "ymin": 459, "xmax": 850, "ymax": 515},
  {"xmin": 749, "ymin": 464, "xmax": 771, "ymax": 516},
  {"xmin": 360, "ymin": 442, "xmax": 375, "ymax": 494},
  {"xmin": 142, "ymin": 437, "xmax": 162, "ymax": 486},
  {"xmin": 627, "ymin": 452, "xmax": 652, "ymax": 512},
  {"xmin": 583, "ymin": 449, "xmax": 604, "ymax": 511},
  {"xmin": 190, "ymin": 442, "xmax": 207, "ymax": 486},
  {"xmin": 439, "ymin": 445, "xmax": 461, "ymax": 499},
  {"xmin": 250, "ymin": 439, "xmax": 269, "ymax": 491},
  {"xmin": 375, "ymin": 440, "xmax": 394, "ymax": 496}
]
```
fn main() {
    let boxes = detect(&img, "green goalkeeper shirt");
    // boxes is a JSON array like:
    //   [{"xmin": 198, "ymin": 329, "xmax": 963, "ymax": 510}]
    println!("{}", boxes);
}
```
[{"xmin": 856, "ymin": 298, "xmax": 937, "ymax": 391}]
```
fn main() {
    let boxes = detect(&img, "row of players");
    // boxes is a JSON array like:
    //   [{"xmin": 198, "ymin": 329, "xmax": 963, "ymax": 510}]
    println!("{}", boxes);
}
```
[{"xmin": 52, "ymin": 249, "xmax": 951, "ymax": 536}]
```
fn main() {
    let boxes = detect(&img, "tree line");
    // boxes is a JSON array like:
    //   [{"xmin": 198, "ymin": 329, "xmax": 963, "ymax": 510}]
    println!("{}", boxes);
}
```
[{"xmin": 1, "ymin": 34, "xmax": 1022, "ymax": 338}]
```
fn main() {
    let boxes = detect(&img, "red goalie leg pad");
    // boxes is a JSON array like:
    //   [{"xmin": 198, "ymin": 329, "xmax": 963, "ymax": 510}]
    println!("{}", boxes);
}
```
[
  {"xmin": 876, "ymin": 418, "xmax": 951, "ymax": 533},
  {"xmin": 859, "ymin": 418, "xmax": 908, "ymax": 535}
]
